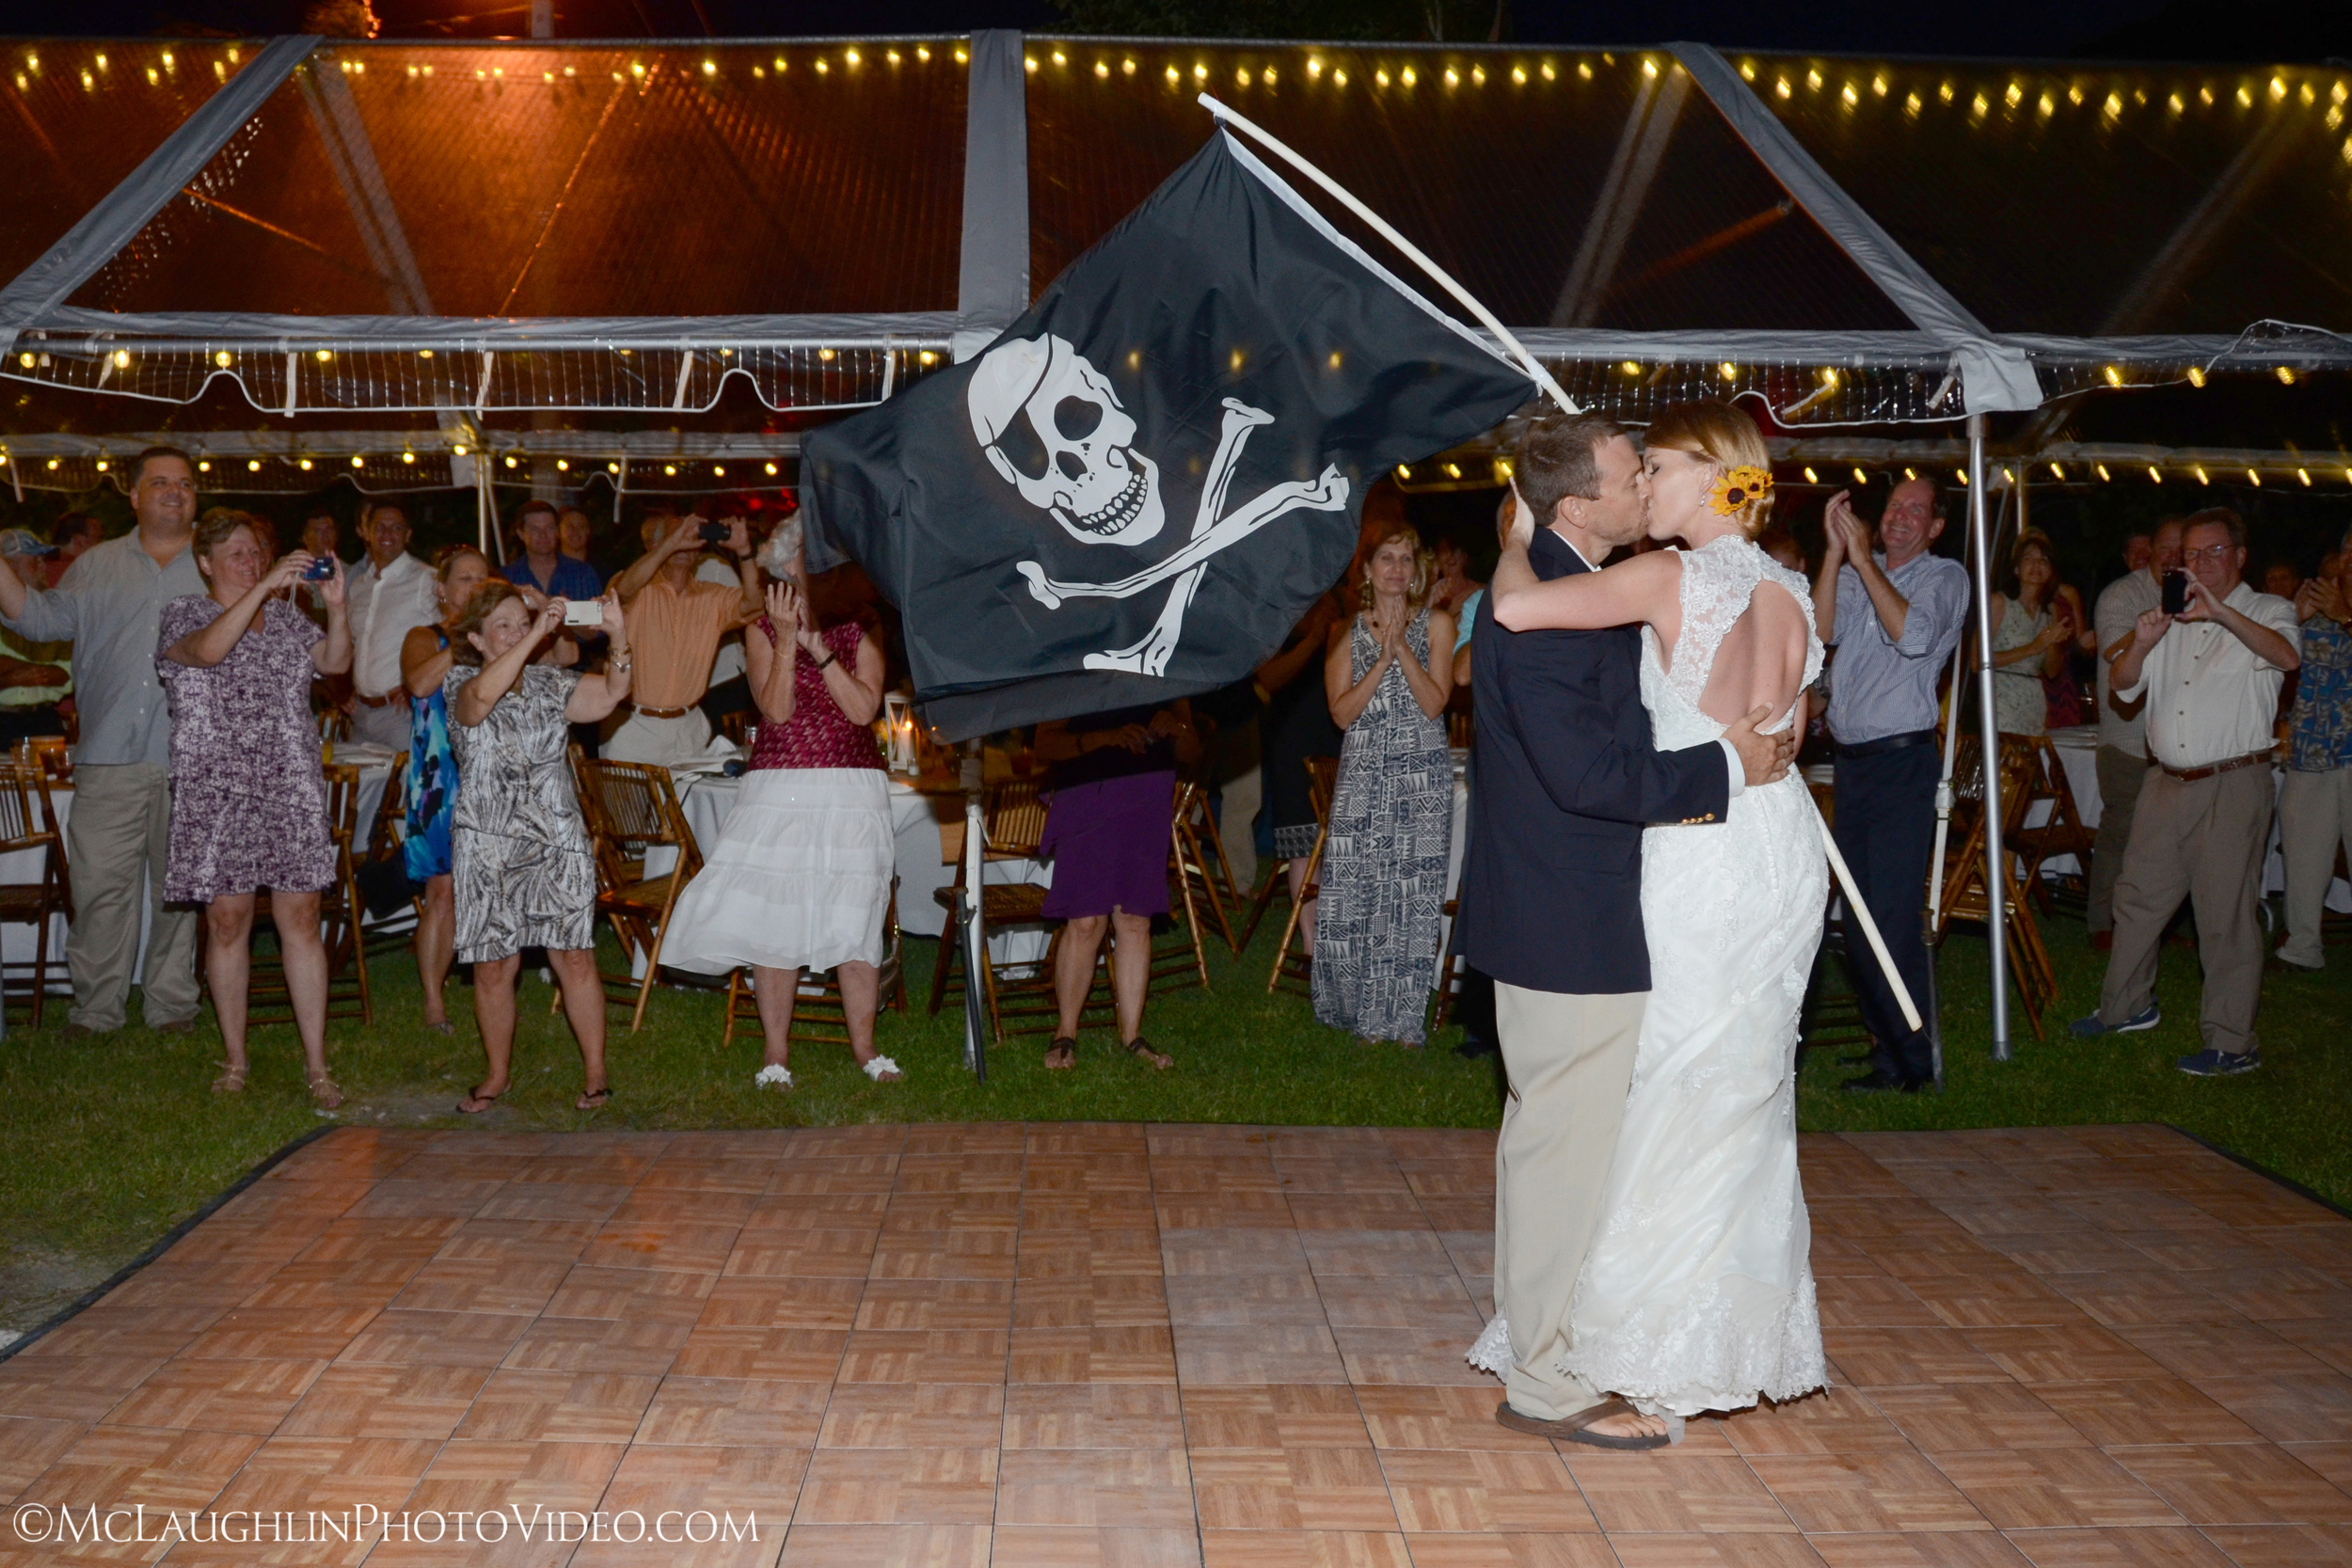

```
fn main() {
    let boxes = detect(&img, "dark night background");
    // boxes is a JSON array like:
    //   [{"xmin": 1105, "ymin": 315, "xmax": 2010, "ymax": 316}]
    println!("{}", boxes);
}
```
[{"xmin": 0, "ymin": 0, "xmax": 2343, "ymax": 61}]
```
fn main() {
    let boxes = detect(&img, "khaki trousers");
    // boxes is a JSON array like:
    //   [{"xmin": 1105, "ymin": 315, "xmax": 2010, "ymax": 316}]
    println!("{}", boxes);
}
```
[
  {"xmin": 2278, "ymin": 767, "xmax": 2352, "ymax": 970},
  {"xmin": 65, "ymin": 763, "xmax": 200, "ymax": 1033},
  {"xmin": 604, "ymin": 705, "xmax": 714, "ymax": 769},
  {"xmin": 347, "ymin": 697, "xmax": 412, "ymax": 752},
  {"xmin": 2088, "ymin": 745, "xmax": 2152, "ymax": 935},
  {"xmin": 1492, "ymin": 980, "xmax": 1645, "ymax": 1421},
  {"xmin": 2098, "ymin": 765, "xmax": 2272, "ymax": 1054}
]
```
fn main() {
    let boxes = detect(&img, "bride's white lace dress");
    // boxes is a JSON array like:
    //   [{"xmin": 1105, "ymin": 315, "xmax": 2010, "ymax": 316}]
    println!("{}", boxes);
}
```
[{"xmin": 1470, "ymin": 532, "xmax": 1829, "ymax": 1417}]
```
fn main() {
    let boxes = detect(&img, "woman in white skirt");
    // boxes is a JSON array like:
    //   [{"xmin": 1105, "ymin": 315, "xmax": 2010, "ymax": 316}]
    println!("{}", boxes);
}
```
[{"xmin": 660, "ymin": 523, "xmax": 902, "ymax": 1087}]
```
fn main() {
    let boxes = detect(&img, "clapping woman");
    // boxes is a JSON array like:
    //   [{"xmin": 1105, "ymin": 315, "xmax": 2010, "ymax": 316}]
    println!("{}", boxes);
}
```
[
  {"xmin": 1988, "ymin": 528, "xmax": 2072, "ymax": 736},
  {"xmin": 446, "ymin": 583, "xmax": 632, "ymax": 1114},
  {"xmin": 156, "ymin": 509, "xmax": 352, "ymax": 1108},
  {"xmin": 398, "ymin": 545, "xmax": 491, "ymax": 1034},
  {"xmin": 1314, "ymin": 523, "xmax": 1455, "ymax": 1047},
  {"xmin": 660, "ymin": 523, "xmax": 903, "ymax": 1089}
]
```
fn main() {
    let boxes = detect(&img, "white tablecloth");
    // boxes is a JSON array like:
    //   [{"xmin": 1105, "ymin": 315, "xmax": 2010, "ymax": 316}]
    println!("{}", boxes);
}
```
[
  {"xmin": 2027, "ymin": 726, "xmax": 2345, "ymax": 913},
  {"xmin": 657, "ymin": 771, "xmax": 1053, "ymax": 973},
  {"xmin": 0, "ymin": 763, "xmax": 393, "ymax": 992}
]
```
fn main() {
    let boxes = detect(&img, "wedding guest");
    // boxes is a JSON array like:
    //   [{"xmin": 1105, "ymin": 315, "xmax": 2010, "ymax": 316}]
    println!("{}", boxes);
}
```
[
  {"xmin": 343, "ymin": 502, "xmax": 440, "ymax": 750},
  {"xmin": 156, "ymin": 511, "xmax": 350, "ymax": 1108},
  {"xmin": 0, "ymin": 531, "xmax": 71, "ymax": 742},
  {"xmin": 1759, "ymin": 527, "xmax": 1806, "ymax": 575},
  {"xmin": 1256, "ymin": 587, "xmax": 1347, "ymax": 944},
  {"xmin": 1316, "ymin": 524, "xmax": 1455, "ymax": 1047},
  {"xmin": 2277, "ymin": 532, "xmax": 2352, "ymax": 973},
  {"xmin": 2120, "ymin": 532, "xmax": 2153, "ymax": 579},
  {"xmin": 1032, "ymin": 701, "xmax": 1197, "ymax": 1070},
  {"xmin": 1813, "ymin": 477, "xmax": 1970, "ymax": 1093},
  {"xmin": 1987, "ymin": 529, "xmax": 2071, "ymax": 736},
  {"xmin": 1428, "ymin": 532, "xmax": 1484, "ymax": 619},
  {"xmin": 680, "ymin": 499, "xmax": 756, "ymax": 736},
  {"xmin": 297, "ymin": 509, "xmax": 341, "ymax": 626},
  {"xmin": 447, "ymin": 582, "xmax": 632, "ymax": 1114},
  {"xmin": 558, "ymin": 508, "xmax": 602, "ymax": 585},
  {"xmin": 607, "ymin": 511, "xmax": 760, "ymax": 768},
  {"xmin": 45, "ymin": 513, "xmax": 103, "ymax": 589},
  {"xmin": 0, "ymin": 447, "xmax": 205, "ymax": 1037},
  {"xmin": 2090, "ymin": 518, "xmax": 2185, "ymax": 948},
  {"xmin": 399, "ymin": 546, "xmax": 492, "ymax": 1034},
  {"xmin": 2049, "ymin": 571, "xmax": 2095, "ymax": 729},
  {"xmin": 2074, "ymin": 508, "xmax": 2299, "ymax": 1075},
  {"xmin": 661, "ymin": 523, "xmax": 902, "ymax": 1087},
  {"xmin": 501, "ymin": 499, "xmax": 602, "ymax": 605},
  {"xmin": 2265, "ymin": 560, "xmax": 2305, "ymax": 602}
]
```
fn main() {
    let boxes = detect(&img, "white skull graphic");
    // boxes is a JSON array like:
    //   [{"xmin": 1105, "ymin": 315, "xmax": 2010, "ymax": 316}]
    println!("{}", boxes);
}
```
[{"xmin": 967, "ymin": 334, "xmax": 1165, "ymax": 546}]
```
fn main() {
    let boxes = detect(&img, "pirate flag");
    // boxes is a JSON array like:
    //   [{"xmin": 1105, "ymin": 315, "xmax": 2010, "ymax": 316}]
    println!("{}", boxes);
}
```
[{"xmin": 800, "ymin": 129, "xmax": 1537, "ymax": 738}]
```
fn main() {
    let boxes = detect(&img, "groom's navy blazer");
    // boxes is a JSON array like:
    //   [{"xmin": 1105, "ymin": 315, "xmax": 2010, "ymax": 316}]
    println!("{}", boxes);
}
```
[{"xmin": 1456, "ymin": 529, "xmax": 1732, "ymax": 995}]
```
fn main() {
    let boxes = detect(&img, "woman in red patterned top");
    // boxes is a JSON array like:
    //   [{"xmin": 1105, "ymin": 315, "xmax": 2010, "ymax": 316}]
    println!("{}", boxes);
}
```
[{"xmin": 660, "ymin": 522, "xmax": 902, "ymax": 1088}]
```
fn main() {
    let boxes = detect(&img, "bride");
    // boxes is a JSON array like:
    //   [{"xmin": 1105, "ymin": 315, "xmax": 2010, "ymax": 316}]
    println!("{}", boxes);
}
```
[{"xmin": 1470, "ymin": 398, "xmax": 1828, "ymax": 1429}]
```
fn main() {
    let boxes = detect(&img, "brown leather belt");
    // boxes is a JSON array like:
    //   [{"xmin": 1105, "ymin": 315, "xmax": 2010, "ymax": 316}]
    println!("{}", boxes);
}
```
[
  {"xmin": 354, "ymin": 689, "xmax": 407, "ymax": 709},
  {"xmin": 2156, "ymin": 751, "xmax": 2269, "ymax": 784},
  {"xmin": 635, "ymin": 705, "xmax": 694, "ymax": 720}
]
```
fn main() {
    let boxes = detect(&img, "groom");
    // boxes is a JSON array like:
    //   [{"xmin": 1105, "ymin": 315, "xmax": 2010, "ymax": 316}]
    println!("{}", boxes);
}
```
[{"xmin": 1458, "ymin": 412, "xmax": 1793, "ymax": 1448}]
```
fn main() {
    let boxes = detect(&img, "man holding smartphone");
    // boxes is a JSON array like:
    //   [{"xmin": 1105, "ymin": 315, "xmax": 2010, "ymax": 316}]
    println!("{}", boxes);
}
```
[
  {"xmin": 2074, "ymin": 508, "xmax": 2300, "ymax": 1076},
  {"xmin": 604, "ymin": 510, "xmax": 762, "ymax": 768}
]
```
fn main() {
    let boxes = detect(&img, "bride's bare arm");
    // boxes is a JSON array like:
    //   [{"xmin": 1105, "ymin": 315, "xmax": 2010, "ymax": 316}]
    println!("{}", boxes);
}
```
[{"xmin": 1490, "ymin": 483, "xmax": 1681, "ymax": 633}]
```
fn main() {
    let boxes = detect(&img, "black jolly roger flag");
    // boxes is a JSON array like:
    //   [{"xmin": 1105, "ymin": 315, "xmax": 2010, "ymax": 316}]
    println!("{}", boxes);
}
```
[{"xmin": 799, "ymin": 128, "xmax": 1537, "ymax": 738}]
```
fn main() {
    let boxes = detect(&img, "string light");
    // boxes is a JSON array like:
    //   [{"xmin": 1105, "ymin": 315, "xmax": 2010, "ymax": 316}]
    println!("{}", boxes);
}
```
[
  {"xmin": 2049, "ymin": 462, "xmax": 2065, "ymax": 480},
  {"xmin": 247, "ymin": 458, "xmax": 262, "ymax": 472},
  {"xmin": 2096, "ymin": 464, "xmax": 2112, "ymax": 481},
  {"xmin": 2147, "ymin": 466, "xmax": 2162, "ymax": 483},
  {"xmin": 351, "ymin": 455, "xmax": 364, "ymax": 467},
  {"xmin": 2186, "ymin": 366, "xmax": 2206, "ymax": 388},
  {"xmin": 1955, "ymin": 468, "xmax": 1969, "ymax": 485},
  {"xmin": 2194, "ymin": 465, "xmax": 2210, "ymax": 484},
  {"xmin": 2248, "ymin": 467, "xmax": 2262, "ymax": 486},
  {"xmin": 765, "ymin": 462, "xmax": 778, "ymax": 476},
  {"xmin": 1852, "ymin": 467, "xmax": 1867, "ymax": 485},
  {"xmin": 1803, "ymin": 467, "xmax": 1818, "ymax": 483},
  {"xmin": 2300, "ymin": 467, "xmax": 2312, "ymax": 485},
  {"xmin": 2276, "ymin": 365, "xmax": 2297, "ymax": 385}
]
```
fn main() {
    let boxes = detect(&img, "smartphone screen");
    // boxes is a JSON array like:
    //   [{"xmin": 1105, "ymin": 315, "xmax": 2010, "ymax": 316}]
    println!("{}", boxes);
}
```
[{"xmin": 2161, "ymin": 570, "xmax": 2189, "ymax": 616}]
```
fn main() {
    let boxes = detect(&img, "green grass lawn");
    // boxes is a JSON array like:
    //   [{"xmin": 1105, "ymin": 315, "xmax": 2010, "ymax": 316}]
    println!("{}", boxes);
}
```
[{"xmin": 2, "ymin": 898, "xmax": 2345, "ymax": 1334}]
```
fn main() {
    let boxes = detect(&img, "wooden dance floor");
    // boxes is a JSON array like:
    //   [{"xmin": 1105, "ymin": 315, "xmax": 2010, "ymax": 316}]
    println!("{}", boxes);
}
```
[{"xmin": 4, "ymin": 1122, "xmax": 2351, "ymax": 1566}]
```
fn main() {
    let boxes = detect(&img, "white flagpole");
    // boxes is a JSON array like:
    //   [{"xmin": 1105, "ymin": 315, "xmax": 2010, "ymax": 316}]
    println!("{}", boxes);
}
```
[
  {"xmin": 1197, "ymin": 94, "xmax": 1579, "ymax": 416},
  {"xmin": 1199, "ymin": 94, "xmax": 1921, "ymax": 1035}
]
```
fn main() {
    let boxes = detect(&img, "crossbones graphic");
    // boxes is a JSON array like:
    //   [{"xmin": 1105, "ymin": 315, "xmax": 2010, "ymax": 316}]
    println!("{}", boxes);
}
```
[{"xmin": 967, "ymin": 334, "xmax": 1350, "ymax": 677}]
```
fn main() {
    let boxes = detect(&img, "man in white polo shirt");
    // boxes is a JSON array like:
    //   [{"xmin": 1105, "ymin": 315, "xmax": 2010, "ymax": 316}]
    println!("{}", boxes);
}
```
[
  {"xmin": 2074, "ymin": 507, "xmax": 2300, "ymax": 1076},
  {"xmin": 343, "ymin": 503, "xmax": 441, "ymax": 750}
]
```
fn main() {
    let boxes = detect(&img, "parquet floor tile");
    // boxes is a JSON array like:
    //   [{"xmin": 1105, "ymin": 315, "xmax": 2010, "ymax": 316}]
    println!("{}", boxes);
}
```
[{"xmin": 6, "ymin": 1122, "xmax": 2350, "ymax": 1566}]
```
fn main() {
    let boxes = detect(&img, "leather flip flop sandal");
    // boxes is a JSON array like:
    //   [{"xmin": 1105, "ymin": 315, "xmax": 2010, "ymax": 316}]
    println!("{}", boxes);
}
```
[{"xmin": 1496, "ymin": 1397, "xmax": 1671, "ymax": 1450}]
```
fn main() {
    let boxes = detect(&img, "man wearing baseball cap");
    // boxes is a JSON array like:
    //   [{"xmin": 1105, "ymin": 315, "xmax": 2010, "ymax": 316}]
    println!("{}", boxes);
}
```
[{"xmin": 0, "ymin": 529, "xmax": 70, "ymax": 743}]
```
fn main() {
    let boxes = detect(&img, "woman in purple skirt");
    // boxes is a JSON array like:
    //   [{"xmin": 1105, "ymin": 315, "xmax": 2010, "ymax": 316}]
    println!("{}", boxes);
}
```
[{"xmin": 1031, "ymin": 700, "xmax": 1200, "ymax": 1070}]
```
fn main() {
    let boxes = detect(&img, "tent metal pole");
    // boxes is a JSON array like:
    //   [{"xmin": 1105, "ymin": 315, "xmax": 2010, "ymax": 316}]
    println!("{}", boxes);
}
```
[
  {"xmin": 960, "ymin": 738, "xmax": 989, "ymax": 1081},
  {"xmin": 1965, "ymin": 413, "xmax": 2013, "ymax": 1059}
]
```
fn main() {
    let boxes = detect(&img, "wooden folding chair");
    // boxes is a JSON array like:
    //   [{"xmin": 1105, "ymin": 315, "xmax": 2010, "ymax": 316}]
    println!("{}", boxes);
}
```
[
  {"xmin": 1933, "ymin": 737, "xmax": 2058, "ymax": 1037},
  {"xmin": 1169, "ymin": 781, "xmax": 1242, "ymax": 957},
  {"xmin": 242, "ymin": 764, "xmax": 373, "ymax": 1027},
  {"xmin": 573, "ymin": 756, "xmax": 703, "ymax": 1032},
  {"xmin": 724, "ymin": 879, "xmax": 907, "ymax": 1048},
  {"xmin": 2004, "ymin": 733, "xmax": 2095, "ymax": 911},
  {"xmin": 928, "ymin": 781, "xmax": 1063, "ymax": 1040},
  {"xmin": 0, "ymin": 760, "xmax": 72, "ymax": 1025},
  {"xmin": 1265, "ymin": 756, "xmax": 1338, "ymax": 995}
]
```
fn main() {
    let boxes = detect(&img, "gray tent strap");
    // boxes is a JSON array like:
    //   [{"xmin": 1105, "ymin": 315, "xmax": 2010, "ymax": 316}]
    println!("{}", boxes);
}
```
[
  {"xmin": 0, "ymin": 34, "xmax": 320, "ymax": 342},
  {"xmin": 955, "ymin": 28, "xmax": 1030, "ymax": 366},
  {"xmin": 1670, "ymin": 41, "xmax": 2040, "ymax": 415}
]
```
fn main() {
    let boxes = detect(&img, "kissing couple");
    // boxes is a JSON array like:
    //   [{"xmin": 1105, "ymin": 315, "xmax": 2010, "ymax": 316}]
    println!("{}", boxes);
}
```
[{"xmin": 1458, "ymin": 399, "xmax": 1829, "ymax": 1449}]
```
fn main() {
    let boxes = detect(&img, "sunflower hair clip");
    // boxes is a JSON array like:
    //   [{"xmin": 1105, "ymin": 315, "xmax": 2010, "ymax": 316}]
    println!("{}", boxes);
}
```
[{"xmin": 1708, "ymin": 464, "xmax": 1774, "ymax": 516}]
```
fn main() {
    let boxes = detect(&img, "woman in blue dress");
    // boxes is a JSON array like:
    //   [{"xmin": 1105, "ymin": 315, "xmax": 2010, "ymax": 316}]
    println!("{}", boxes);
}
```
[{"xmin": 400, "ymin": 545, "xmax": 491, "ymax": 1033}]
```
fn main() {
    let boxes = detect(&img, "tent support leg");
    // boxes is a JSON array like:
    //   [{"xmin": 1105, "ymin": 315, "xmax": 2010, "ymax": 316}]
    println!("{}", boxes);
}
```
[{"xmin": 1965, "ymin": 413, "xmax": 2013, "ymax": 1061}]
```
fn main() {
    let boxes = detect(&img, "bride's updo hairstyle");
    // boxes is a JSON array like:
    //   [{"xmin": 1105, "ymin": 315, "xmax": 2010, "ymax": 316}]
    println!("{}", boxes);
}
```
[{"xmin": 1645, "ymin": 399, "xmax": 1775, "ymax": 539}]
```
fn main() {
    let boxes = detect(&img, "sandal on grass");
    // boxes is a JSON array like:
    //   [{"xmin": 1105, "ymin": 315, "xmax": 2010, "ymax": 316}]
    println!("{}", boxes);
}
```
[
  {"xmin": 861, "ymin": 1054, "xmax": 903, "ymax": 1084},
  {"xmin": 1043, "ymin": 1037, "xmax": 1077, "ymax": 1070},
  {"xmin": 1124, "ymin": 1036, "xmax": 1173, "ymax": 1070},
  {"xmin": 307, "ymin": 1073, "xmax": 343, "ymax": 1112},
  {"xmin": 422, "ymin": 1018, "xmax": 456, "ymax": 1037},
  {"xmin": 211, "ymin": 1062, "xmax": 247, "ymax": 1095},
  {"xmin": 456, "ymin": 1087, "xmax": 501, "ymax": 1116},
  {"xmin": 576, "ymin": 1086, "xmax": 612, "ymax": 1112},
  {"xmin": 753, "ymin": 1064, "xmax": 794, "ymax": 1091}
]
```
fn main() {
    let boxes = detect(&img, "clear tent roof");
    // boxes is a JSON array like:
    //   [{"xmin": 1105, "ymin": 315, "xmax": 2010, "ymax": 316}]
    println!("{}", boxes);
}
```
[{"xmin": 0, "ymin": 31, "xmax": 2344, "ymax": 467}]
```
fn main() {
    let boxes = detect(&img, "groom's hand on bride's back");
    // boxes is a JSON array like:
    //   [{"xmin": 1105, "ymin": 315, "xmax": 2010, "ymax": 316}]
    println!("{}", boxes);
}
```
[{"xmin": 1724, "ymin": 705, "xmax": 1797, "ymax": 787}]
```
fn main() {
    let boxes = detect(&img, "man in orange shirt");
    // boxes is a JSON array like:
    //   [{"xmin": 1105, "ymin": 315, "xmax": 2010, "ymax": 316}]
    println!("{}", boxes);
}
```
[{"xmin": 605, "ymin": 511, "xmax": 760, "ymax": 768}]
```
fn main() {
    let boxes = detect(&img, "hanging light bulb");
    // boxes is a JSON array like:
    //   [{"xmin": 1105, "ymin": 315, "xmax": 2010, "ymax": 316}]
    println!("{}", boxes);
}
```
[
  {"xmin": 1852, "ymin": 467, "xmax": 1867, "ymax": 485},
  {"xmin": 2193, "ymin": 465, "xmax": 2210, "ymax": 484},
  {"xmin": 2049, "ymin": 462, "xmax": 2065, "ymax": 481},
  {"xmin": 1803, "ymin": 467, "xmax": 1818, "ymax": 483},
  {"xmin": 2096, "ymin": 464, "xmax": 2112, "ymax": 481},
  {"xmin": 2148, "ymin": 466, "xmax": 2162, "ymax": 483}
]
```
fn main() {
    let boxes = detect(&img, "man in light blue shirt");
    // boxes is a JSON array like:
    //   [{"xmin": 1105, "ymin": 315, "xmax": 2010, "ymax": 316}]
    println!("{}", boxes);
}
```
[
  {"xmin": 1812, "ymin": 478, "xmax": 1971, "ymax": 1092},
  {"xmin": 0, "ymin": 447, "xmax": 207, "ymax": 1035}
]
